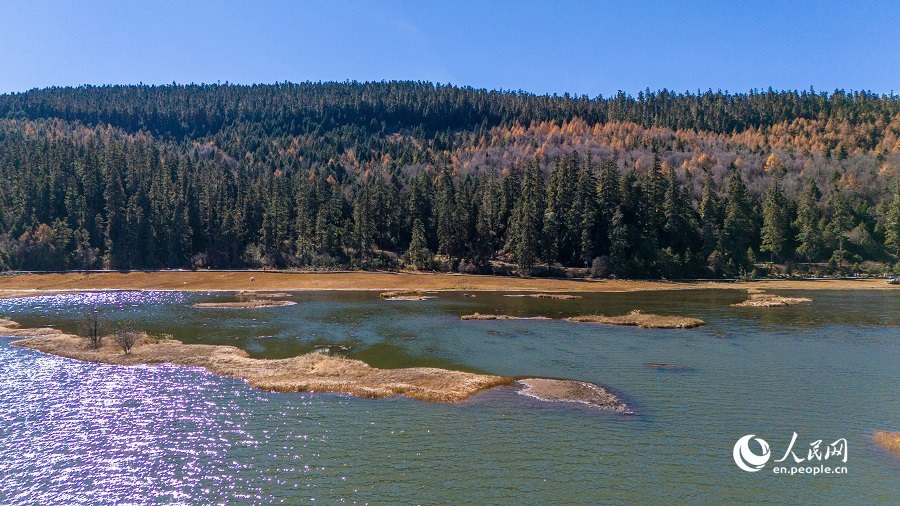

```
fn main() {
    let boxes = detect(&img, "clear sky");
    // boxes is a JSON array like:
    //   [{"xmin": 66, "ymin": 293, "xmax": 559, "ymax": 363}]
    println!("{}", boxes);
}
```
[{"xmin": 1, "ymin": 0, "xmax": 898, "ymax": 96}]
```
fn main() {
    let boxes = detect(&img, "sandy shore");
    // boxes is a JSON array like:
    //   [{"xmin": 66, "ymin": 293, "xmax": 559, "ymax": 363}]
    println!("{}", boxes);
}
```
[{"xmin": 0, "ymin": 271, "xmax": 895, "ymax": 298}]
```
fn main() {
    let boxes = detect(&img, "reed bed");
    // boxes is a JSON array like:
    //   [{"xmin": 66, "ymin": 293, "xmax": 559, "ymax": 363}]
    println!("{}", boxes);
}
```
[{"xmin": 731, "ymin": 290, "xmax": 812, "ymax": 307}]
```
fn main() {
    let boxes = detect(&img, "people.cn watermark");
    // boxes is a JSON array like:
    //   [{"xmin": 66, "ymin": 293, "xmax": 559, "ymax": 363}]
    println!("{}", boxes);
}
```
[{"xmin": 733, "ymin": 432, "xmax": 848, "ymax": 475}]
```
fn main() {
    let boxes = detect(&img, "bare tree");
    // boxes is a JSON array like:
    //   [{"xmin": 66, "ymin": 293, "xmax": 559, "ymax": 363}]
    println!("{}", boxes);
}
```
[
  {"xmin": 114, "ymin": 325, "xmax": 140, "ymax": 355},
  {"xmin": 79, "ymin": 309, "xmax": 103, "ymax": 349}
]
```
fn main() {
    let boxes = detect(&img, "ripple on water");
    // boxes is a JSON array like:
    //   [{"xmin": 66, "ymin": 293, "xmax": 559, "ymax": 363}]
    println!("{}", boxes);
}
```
[
  {"xmin": 0, "ymin": 291, "xmax": 186, "ymax": 313},
  {"xmin": 0, "ymin": 343, "xmax": 285, "ymax": 504}
]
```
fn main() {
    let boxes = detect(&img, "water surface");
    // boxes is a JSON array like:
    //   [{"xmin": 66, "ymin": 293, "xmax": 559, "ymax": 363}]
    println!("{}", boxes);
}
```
[{"xmin": 1, "ymin": 289, "xmax": 898, "ymax": 504}]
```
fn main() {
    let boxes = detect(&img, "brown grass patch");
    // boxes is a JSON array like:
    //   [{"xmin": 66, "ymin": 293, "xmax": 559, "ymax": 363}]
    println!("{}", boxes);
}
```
[
  {"xmin": 517, "ymin": 378, "xmax": 632, "ymax": 413},
  {"xmin": 731, "ymin": 290, "xmax": 812, "ymax": 307},
  {"xmin": 379, "ymin": 290, "xmax": 429, "ymax": 299},
  {"xmin": 874, "ymin": 431, "xmax": 900, "ymax": 457},
  {"xmin": 460, "ymin": 313, "xmax": 552, "ymax": 321},
  {"xmin": 0, "ymin": 271, "xmax": 894, "ymax": 298},
  {"xmin": 567, "ymin": 310, "xmax": 705, "ymax": 329},
  {"xmin": 192, "ymin": 300, "xmax": 297, "ymax": 309},
  {"xmin": 237, "ymin": 291, "xmax": 293, "ymax": 299},
  {"xmin": 4, "ymin": 318, "xmax": 511, "ymax": 403},
  {"xmin": 0, "ymin": 319, "xmax": 63, "ymax": 337}
]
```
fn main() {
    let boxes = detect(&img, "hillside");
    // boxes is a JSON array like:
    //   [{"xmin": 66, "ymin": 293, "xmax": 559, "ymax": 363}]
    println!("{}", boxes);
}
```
[{"xmin": 0, "ymin": 82, "xmax": 898, "ymax": 277}]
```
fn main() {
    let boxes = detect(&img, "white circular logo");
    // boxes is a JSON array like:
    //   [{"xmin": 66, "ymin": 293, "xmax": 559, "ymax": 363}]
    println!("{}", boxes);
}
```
[{"xmin": 733, "ymin": 434, "xmax": 771, "ymax": 472}]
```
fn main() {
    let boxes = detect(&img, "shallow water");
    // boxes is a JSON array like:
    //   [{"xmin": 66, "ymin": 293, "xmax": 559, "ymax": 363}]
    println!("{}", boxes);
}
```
[{"xmin": 1, "ymin": 289, "xmax": 898, "ymax": 504}]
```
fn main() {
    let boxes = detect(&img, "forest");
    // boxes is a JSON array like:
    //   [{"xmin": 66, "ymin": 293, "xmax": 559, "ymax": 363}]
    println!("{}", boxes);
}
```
[{"xmin": 0, "ymin": 81, "xmax": 898, "ymax": 278}]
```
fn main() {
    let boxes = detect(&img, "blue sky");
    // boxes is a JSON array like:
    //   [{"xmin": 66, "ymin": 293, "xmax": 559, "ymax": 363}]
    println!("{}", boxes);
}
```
[{"xmin": 1, "ymin": 0, "xmax": 897, "ymax": 96}]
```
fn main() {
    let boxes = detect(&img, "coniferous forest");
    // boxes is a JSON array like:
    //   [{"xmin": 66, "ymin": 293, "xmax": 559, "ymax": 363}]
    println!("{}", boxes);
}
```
[{"xmin": 1, "ymin": 82, "xmax": 899, "ymax": 278}]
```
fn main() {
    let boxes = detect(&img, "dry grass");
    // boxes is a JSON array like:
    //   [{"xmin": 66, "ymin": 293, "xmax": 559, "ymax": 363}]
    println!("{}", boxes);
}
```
[
  {"xmin": 460, "ymin": 313, "xmax": 551, "ymax": 321},
  {"xmin": 379, "ymin": 290, "xmax": 430, "ymax": 299},
  {"xmin": 517, "ymin": 378, "xmax": 632, "ymax": 413},
  {"xmin": 731, "ymin": 290, "xmax": 812, "ymax": 307},
  {"xmin": 0, "ymin": 318, "xmax": 63, "ymax": 337},
  {"xmin": 237, "ymin": 291, "xmax": 293, "ymax": 299},
  {"xmin": 874, "ymin": 431, "xmax": 900, "ymax": 457},
  {"xmin": 0, "ymin": 271, "xmax": 894, "ymax": 299},
  {"xmin": 567, "ymin": 310, "xmax": 705, "ymax": 329},
  {"xmin": 192, "ymin": 300, "xmax": 297, "ymax": 309},
  {"xmin": 4, "ymin": 318, "xmax": 511, "ymax": 403}
]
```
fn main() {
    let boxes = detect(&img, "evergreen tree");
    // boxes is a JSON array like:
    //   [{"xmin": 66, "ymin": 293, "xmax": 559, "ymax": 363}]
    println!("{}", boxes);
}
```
[
  {"xmin": 699, "ymin": 173, "xmax": 721, "ymax": 259},
  {"xmin": 608, "ymin": 208, "xmax": 629, "ymax": 276},
  {"xmin": 406, "ymin": 218, "xmax": 429, "ymax": 270},
  {"xmin": 352, "ymin": 182, "xmax": 375, "ymax": 258},
  {"xmin": 574, "ymin": 155, "xmax": 598, "ymax": 266},
  {"xmin": 508, "ymin": 160, "xmax": 542, "ymax": 276},
  {"xmin": 315, "ymin": 178, "xmax": 344, "ymax": 257},
  {"xmin": 433, "ymin": 168, "xmax": 457, "ymax": 263},
  {"xmin": 662, "ymin": 167, "xmax": 696, "ymax": 255},
  {"xmin": 721, "ymin": 168, "xmax": 754, "ymax": 273},
  {"xmin": 475, "ymin": 175, "xmax": 501, "ymax": 265},
  {"xmin": 884, "ymin": 181, "xmax": 900, "ymax": 259},
  {"xmin": 760, "ymin": 172, "xmax": 789, "ymax": 262},
  {"xmin": 596, "ymin": 159, "xmax": 621, "ymax": 256},
  {"xmin": 794, "ymin": 180, "xmax": 825, "ymax": 265},
  {"xmin": 826, "ymin": 180, "xmax": 854, "ymax": 268}
]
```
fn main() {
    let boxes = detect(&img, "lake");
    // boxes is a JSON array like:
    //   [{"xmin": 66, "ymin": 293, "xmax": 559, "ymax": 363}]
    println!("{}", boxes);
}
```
[{"xmin": 1, "ymin": 289, "xmax": 898, "ymax": 504}]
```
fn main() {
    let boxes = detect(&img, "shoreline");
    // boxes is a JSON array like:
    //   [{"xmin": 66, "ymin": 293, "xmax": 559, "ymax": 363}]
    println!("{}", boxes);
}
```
[{"xmin": 0, "ymin": 271, "xmax": 895, "ymax": 299}]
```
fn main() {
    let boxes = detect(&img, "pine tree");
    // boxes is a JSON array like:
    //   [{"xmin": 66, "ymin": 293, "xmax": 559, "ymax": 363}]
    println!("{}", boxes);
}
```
[
  {"xmin": 721, "ymin": 168, "xmax": 754, "ymax": 273},
  {"xmin": 826, "ymin": 181, "xmax": 854, "ymax": 268},
  {"xmin": 352, "ymin": 182, "xmax": 375, "ymax": 258},
  {"xmin": 794, "ymin": 180, "xmax": 824, "ymax": 265},
  {"xmin": 541, "ymin": 208, "xmax": 559, "ymax": 269},
  {"xmin": 596, "ymin": 159, "xmax": 621, "ymax": 256},
  {"xmin": 883, "ymin": 179, "xmax": 900, "ymax": 259},
  {"xmin": 102, "ymin": 154, "xmax": 127, "ymax": 269},
  {"xmin": 294, "ymin": 172, "xmax": 317, "ymax": 261},
  {"xmin": 509, "ymin": 160, "xmax": 542, "ymax": 276},
  {"xmin": 433, "ymin": 168, "xmax": 457, "ymax": 263},
  {"xmin": 407, "ymin": 171, "xmax": 434, "ymax": 250},
  {"xmin": 315, "ymin": 178, "xmax": 344, "ymax": 257},
  {"xmin": 406, "ymin": 218, "xmax": 429, "ymax": 270},
  {"xmin": 699, "ymin": 173, "xmax": 720, "ymax": 259},
  {"xmin": 662, "ymin": 167, "xmax": 696, "ymax": 254},
  {"xmin": 760, "ymin": 172, "xmax": 789, "ymax": 262},
  {"xmin": 608, "ymin": 208, "xmax": 629, "ymax": 275},
  {"xmin": 574, "ymin": 155, "xmax": 598, "ymax": 266},
  {"xmin": 475, "ymin": 175, "xmax": 501, "ymax": 265}
]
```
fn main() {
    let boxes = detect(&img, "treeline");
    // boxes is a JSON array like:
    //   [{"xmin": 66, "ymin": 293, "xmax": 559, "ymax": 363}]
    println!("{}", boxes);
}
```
[
  {"xmin": 3, "ymin": 82, "xmax": 898, "ymax": 141},
  {"xmin": 0, "ymin": 82, "xmax": 898, "ymax": 277}
]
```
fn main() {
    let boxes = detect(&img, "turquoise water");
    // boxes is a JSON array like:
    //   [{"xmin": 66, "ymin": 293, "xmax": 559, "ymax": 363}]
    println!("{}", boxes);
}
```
[{"xmin": 1, "ymin": 289, "xmax": 898, "ymax": 504}]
